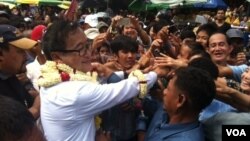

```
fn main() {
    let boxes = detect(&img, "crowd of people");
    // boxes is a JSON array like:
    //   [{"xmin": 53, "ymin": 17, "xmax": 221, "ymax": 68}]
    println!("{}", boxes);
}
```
[{"xmin": 1, "ymin": 3, "xmax": 250, "ymax": 141}]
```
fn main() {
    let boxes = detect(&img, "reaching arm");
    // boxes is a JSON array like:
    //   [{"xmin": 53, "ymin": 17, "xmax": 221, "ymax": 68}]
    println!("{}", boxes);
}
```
[
  {"xmin": 216, "ymin": 77, "xmax": 250, "ymax": 112},
  {"xmin": 29, "ymin": 95, "xmax": 40, "ymax": 119}
]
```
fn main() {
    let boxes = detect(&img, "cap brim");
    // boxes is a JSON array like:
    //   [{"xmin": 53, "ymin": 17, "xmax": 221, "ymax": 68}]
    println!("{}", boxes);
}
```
[{"xmin": 9, "ymin": 38, "xmax": 37, "ymax": 50}]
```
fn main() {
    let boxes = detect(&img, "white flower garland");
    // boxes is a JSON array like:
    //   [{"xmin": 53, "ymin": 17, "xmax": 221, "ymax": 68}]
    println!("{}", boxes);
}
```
[
  {"xmin": 38, "ymin": 61, "xmax": 98, "ymax": 88},
  {"xmin": 38, "ymin": 61, "xmax": 102, "ymax": 130},
  {"xmin": 128, "ymin": 70, "xmax": 147, "ymax": 99}
]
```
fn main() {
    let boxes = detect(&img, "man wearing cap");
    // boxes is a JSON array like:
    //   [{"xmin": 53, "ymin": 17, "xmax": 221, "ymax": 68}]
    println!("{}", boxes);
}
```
[
  {"xmin": 79, "ymin": 18, "xmax": 91, "ymax": 31},
  {"xmin": 0, "ymin": 24, "xmax": 40, "ymax": 119},
  {"xmin": 85, "ymin": 14, "xmax": 99, "ymax": 28},
  {"xmin": 226, "ymin": 28, "xmax": 247, "ymax": 65},
  {"xmin": 84, "ymin": 28, "xmax": 100, "ymax": 40},
  {"xmin": 26, "ymin": 24, "xmax": 47, "ymax": 91},
  {"xmin": 97, "ymin": 21, "xmax": 109, "ymax": 33}
]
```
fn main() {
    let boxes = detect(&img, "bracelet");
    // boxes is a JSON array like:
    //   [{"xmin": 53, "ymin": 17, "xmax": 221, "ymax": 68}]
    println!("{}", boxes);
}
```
[
  {"xmin": 226, "ymin": 79, "xmax": 242, "ymax": 91},
  {"xmin": 128, "ymin": 70, "xmax": 147, "ymax": 99}
]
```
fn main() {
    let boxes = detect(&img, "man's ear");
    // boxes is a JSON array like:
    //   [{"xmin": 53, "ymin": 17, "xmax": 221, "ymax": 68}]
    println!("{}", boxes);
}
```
[
  {"xmin": 50, "ymin": 52, "xmax": 63, "ymax": 63},
  {"xmin": 228, "ymin": 44, "xmax": 234, "ymax": 54},
  {"xmin": 176, "ymin": 93, "xmax": 186, "ymax": 109},
  {"xmin": 113, "ymin": 53, "xmax": 118, "ymax": 60}
]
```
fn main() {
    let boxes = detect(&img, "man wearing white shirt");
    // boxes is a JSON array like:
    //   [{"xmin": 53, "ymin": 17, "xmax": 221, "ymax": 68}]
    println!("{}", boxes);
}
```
[{"xmin": 39, "ymin": 20, "xmax": 161, "ymax": 141}]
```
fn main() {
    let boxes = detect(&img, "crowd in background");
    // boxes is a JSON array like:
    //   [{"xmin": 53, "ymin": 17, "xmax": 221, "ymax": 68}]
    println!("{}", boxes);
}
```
[{"xmin": 1, "ymin": 2, "xmax": 250, "ymax": 141}]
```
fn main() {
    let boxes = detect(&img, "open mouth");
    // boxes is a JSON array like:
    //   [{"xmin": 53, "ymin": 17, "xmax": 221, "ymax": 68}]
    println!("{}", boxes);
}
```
[
  {"xmin": 213, "ymin": 52, "xmax": 224, "ymax": 58},
  {"xmin": 127, "ymin": 60, "xmax": 135, "ymax": 65},
  {"xmin": 241, "ymin": 80, "xmax": 250, "ymax": 87}
]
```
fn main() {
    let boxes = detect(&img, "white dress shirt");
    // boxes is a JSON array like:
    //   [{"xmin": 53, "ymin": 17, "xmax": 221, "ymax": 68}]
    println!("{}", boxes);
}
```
[{"xmin": 40, "ymin": 72, "xmax": 157, "ymax": 141}]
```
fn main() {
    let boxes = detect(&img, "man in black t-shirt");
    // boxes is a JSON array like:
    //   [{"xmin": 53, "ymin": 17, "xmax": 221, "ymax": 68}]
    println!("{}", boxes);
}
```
[
  {"xmin": 211, "ymin": 9, "xmax": 231, "ymax": 33},
  {"xmin": 0, "ymin": 24, "xmax": 40, "ymax": 119}
]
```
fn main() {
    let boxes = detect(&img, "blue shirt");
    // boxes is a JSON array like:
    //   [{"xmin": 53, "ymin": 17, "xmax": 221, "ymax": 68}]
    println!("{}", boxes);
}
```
[
  {"xmin": 145, "ymin": 106, "xmax": 205, "ymax": 141},
  {"xmin": 199, "ymin": 99, "xmax": 236, "ymax": 121},
  {"xmin": 229, "ymin": 64, "xmax": 248, "ymax": 82}
]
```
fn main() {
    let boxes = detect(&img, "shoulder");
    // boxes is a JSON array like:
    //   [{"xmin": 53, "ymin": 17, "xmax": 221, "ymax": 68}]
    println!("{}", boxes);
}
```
[
  {"xmin": 229, "ymin": 64, "xmax": 248, "ymax": 72},
  {"xmin": 160, "ymin": 122, "xmax": 205, "ymax": 141}
]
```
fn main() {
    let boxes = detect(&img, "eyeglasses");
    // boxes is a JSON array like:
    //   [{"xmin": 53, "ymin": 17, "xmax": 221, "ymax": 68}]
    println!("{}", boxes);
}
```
[{"xmin": 52, "ymin": 43, "xmax": 91, "ymax": 56}]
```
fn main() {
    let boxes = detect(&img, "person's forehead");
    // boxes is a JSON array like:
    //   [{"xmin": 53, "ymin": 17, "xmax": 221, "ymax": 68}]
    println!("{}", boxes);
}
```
[
  {"xmin": 8, "ymin": 44, "xmax": 25, "ymax": 52},
  {"xmin": 217, "ymin": 10, "xmax": 225, "ymax": 13},
  {"xmin": 119, "ymin": 49, "xmax": 136, "ymax": 53},
  {"xmin": 66, "ymin": 28, "xmax": 87, "ymax": 44},
  {"xmin": 124, "ymin": 24, "xmax": 135, "ymax": 28},
  {"xmin": 100, "ymin": 46, "xmax": 108, "ymax": 50},
  {"xmin": 197, "ymin": 30, "xmax": 208, "ymax": 36},
  {"xmin": 209, "ymin": 33, "xmax": 226, "ymax": 42}
]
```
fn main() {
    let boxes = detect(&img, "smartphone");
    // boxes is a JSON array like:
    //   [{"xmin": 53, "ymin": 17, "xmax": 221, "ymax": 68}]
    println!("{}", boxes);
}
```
[
  {"xmin": 153, "ymin": 49, "xmax": 161, "ymax": 57},
  {"xmin": 117, "ymin": 18, "xmax": 131, "ymax": 26}
]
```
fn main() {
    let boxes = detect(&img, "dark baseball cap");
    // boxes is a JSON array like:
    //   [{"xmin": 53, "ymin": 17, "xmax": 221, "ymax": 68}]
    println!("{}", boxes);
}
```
[
  {"xmin": 0, "ymin": 24, "xmax": 37, "ymax": 49},
  {"xmin": 226, "ymin": 28, "xmax": 244, "ymax": 39}
]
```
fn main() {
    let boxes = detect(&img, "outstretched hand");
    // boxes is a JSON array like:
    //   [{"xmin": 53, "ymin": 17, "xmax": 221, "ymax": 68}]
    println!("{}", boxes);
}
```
[
  {"xmin": 154, "ymin": 56, "xmax": 187, "ymax": 69},
  {"xmin": 91, "ymin": 62, "xmax": 113, "ymax": 78},
  {"xmin": 152, "ymin": 65, "xmax": 171, "ymax": 77}
]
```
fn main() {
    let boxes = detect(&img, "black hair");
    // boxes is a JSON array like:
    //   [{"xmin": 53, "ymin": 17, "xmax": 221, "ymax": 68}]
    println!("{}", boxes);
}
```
[
  {"xmin": 196, "ymin": 23, "xmax": 217, "ymax": 37},
  {"xmin": 46, "ymin": 13, "xmax": 58, "ymax": 23},
  {"xmin": 189, "ymin": 48, "xmax": 211, "ymax": 60},
  {"xmin": 188, "ymin": 57, "xmax": 219, "ymax": 80},
  {"xmin": 42, "ymin": 20, "xmax": 79, "ymax": 60},
  {"xmin": 110, "ymin": 35, "xmax": 138, "ymax": 54},
  {"xmin": 97, "ymin": 42, "xmax": 110, "ymax": 52},
  {"xmin": 184, "ymin": 39, "xmax": 204, "ymax": 50},
  {"xmin": 0, "ymin": 95, "xmax": 35, "ymax": 141},
  {"xmin": 180, "ymin": 30, "xmax": 196, "ymax": 41},
  {"xmin": 217, "ymin": 8, "xmax": 226, "ymax": 12},
  {"xmin": 174, "ymin": 67, "xmax": 216, "ymax": 113},
  {"xmin": 151, "ymin": 19, "xmax": 169, "ymax": 34},
  {"xmin": 181, "ymin": 40, "xmax": 205, "ymax": 59},
  {"xmin": 156, "ymin": 9, "xmax": 173, "ymax": 24}
]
